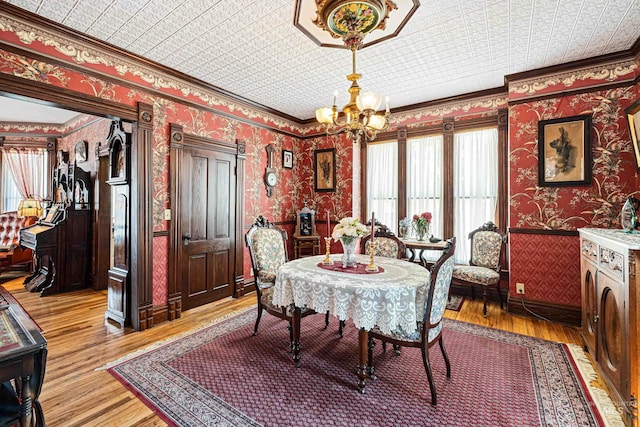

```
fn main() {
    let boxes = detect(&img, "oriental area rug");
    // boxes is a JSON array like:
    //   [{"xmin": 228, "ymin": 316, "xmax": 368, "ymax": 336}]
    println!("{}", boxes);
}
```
[{"xmin": 106, "ymin": 309, "xmax": 624, "ymax": 427}]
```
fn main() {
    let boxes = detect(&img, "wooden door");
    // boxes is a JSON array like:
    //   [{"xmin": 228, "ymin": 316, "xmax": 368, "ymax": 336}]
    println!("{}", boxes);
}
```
[
  {"xmin": 580, "ymin": 256, "xmax": 597, "ymax": 355},
  {"xmin": 180, "ymin": 146, "xmax": 235, "ymax": 310},
  {"xmin": 596, "ymin": 270, "xmax": 628, "ymax": 400}
]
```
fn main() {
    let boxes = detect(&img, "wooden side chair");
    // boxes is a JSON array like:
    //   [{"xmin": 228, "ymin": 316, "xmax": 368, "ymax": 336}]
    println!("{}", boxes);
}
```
[
  {"xmin": 361, "ymin": 221, "xmax": 406, "ymax": 259},
  {"xmin": 245, "ymin": 216, "xmax": 318, "ymax": 348},
  {"xmin": 451, "ymin": 221, "xmax": 505, "ymax": 317},
  {"xmin": 367, "ymin": 238, "xmax": 456, "ymax": 406}
]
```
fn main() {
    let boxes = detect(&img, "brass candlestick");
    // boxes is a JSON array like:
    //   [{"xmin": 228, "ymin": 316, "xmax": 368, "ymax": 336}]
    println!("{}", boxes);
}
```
[
  {"xmin": 366, "ymin": 241, "xmax": 379, "ymax": 272},
  {"xmin": 322, "ymin": 237, "xmax": 333, "ymax": 265}
]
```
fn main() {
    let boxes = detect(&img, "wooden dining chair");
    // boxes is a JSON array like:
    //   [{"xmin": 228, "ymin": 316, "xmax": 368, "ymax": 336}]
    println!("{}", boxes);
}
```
[
  {"xmin": 451, "ymin": 221, "xmax": 505, "ymax": 317},
  {"xmin": 367, "ymin": 237, "xmax": 456, "ymax": 406},
  {"xmin": 245, "ymin": 216, "xmax": 332, "ymax": 350},
  {"xmin": 361, "ymin": 221, "xmax": 406, "ymax": 259}
]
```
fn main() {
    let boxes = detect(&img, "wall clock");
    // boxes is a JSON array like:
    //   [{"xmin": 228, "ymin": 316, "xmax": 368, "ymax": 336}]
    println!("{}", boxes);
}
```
[{"xmin": 264, "ymin": 144, "xmax": 277, "ymax": 197}]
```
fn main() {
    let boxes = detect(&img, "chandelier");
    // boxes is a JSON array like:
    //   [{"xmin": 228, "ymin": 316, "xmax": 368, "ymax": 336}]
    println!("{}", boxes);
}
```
[{"xmin": 313, "ymin": 1, "xmax": 394, "ymax": 143}]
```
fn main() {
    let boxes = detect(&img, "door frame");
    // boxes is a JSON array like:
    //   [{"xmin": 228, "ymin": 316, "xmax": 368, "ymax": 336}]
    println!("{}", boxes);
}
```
[
  {"xmin": 168, "ymin": 124, "xmax": 245, "ymax": 320},
  {"xmin": 0, "ymin": 73, "xmax": 155, "ymax": 331}
]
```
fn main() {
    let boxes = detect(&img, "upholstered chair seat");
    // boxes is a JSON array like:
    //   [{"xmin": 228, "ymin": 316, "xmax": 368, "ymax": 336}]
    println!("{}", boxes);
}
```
[
  {"xmin": 451, "ymin": 266, "xmax": 499, "ymax": 286},
  {"xmin": 367, "ymin": 238, "xmax": 456, "ymax": 406}
]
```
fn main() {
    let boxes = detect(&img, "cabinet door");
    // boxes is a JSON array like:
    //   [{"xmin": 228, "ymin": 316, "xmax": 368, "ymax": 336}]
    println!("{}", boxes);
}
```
[
  {"xmin": 580, "ymin": 256, "xmax": 598, "ymax": 355},
  {"xmin": 596, "ymin": 270, "xmax": 628, "ymax": 400}
]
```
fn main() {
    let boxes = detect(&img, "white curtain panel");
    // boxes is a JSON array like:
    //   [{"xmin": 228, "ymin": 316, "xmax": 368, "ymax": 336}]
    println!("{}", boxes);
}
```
[
  {"xmin": 453, "ymin": 128, "xmax": 499, "ymax": 264},
  {"xmin": 407, "ymin": 135, "xmax": 444, "ymax": 239},
  {"xmin": 1, "ymin": 148, "xmax": 47, "ymax": 212},
  {"xmin": 367, "ymin": 141, "xmax": 398, "ymax": 232}
]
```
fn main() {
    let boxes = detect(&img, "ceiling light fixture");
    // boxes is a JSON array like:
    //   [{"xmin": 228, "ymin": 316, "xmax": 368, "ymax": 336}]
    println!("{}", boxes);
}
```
[{"xmin": 313, "ymin": 0, "xmax": 393, "ymax": 143}]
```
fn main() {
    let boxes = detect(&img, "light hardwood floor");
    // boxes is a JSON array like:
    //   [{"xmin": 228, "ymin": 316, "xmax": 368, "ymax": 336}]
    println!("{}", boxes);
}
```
[{"xmin": 0, "ymin": 273, "xmax": 582, "ymax": 426}]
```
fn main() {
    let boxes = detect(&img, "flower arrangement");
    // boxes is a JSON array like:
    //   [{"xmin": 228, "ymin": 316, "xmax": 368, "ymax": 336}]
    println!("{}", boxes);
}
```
[
  {"xmin": 332, "ymin": 217, "xmax": 369, "ymax": 243},
  {"xmin": 399, "ymin": 217, "xmax": 412, "ymax": 228},
  {"xmin": 412, "ymin": 212, "xmax": 432, "ymax": 241}
]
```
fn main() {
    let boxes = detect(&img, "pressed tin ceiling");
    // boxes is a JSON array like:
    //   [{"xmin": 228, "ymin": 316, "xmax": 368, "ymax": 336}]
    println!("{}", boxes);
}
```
[{"xmin": 2, "ymin": 0, "xmax": 640, "ymax": 121}]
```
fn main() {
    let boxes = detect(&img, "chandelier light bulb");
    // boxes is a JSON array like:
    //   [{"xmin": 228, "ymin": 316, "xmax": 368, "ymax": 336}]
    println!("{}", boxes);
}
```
[
  {"xmin": 316, "ymin": 107, "xmax": 334, "ymax": 124},
  {"xmin": 367, "ymin": 114, "xmax": 387, "ymax": 131},
  {"xmin": 356, "ymin": 92, "xmax": 382, "ymax": 112}
]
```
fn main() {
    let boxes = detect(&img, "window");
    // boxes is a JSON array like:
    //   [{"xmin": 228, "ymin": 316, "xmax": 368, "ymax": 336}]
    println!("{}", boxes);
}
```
[
  {"xmin": 407, "ymin": 135, "xmax": 444, "ymax": 240},
  {"xmin": 364, "ymin": 119, "xmax": 504, "ymax": 264},
  {"xmin": 367, "ymin": 141, "xmax": 397, "ymax": 231},
  {"xmin": 1, "ymin": 148, "xmax": 49, "ymax": 213},
  {"xmin": 1, "ymin": 164, "xmax": 20, "ymax": 212},
  {"xmin": 453, "ymin": 128, "xmax": 499, "ymax": 263}
]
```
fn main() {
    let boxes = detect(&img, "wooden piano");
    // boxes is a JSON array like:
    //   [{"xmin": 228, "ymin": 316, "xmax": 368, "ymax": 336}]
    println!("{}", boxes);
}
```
[{"xmin": 20, "ymin": 157, "xmax": 92, "ymax": 296}]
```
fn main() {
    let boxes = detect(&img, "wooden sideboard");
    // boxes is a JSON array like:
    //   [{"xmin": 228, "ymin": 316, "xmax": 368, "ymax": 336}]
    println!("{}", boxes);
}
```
[{"xmin": 579, "ymin": 228, "xmax": 639, "ymax": 425}]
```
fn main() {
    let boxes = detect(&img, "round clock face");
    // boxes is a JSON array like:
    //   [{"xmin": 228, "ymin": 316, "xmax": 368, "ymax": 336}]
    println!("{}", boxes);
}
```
[{"xmin": 266, "ymin": 171, "xmax": 277, "ymax": 187}]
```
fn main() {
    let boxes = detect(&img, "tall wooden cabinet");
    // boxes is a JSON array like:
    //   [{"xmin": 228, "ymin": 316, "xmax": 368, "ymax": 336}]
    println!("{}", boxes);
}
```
[{"xmin": 579, "ymin": 228, "xmax": 639, "ymax": 426}]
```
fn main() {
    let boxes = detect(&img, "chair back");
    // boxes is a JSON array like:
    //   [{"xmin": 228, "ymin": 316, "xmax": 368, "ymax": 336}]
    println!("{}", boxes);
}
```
[
  {"xmin": 469, "ymin": 221, "xmax": 504, "ymax": 270},
  {"xmin": 245, "ymin": 216, "xmax": 288, "ymax": 287},
  {"xmin": 422, "ymin": 238, "xmax": 456, "ymax": 337},
  {"xmin": 361, "ymin": 222, "xmax": 406, "ymax": 259}
]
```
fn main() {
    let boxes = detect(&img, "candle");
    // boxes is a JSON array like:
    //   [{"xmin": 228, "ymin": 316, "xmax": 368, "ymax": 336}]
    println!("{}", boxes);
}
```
[
  {"xmin": 385, "ymin": 96, "xmax": 390, "ymax": 113},
  {"xmin": 326, "ymin": 211, "xmax": 330, "ymax": 238},
  {"xmin": 371, "ymin": 212, "xmax": 375, "ymax": 243},
  {"xmin": 333, "ymin": 90, "xmax": 338, "ymax": 106}
]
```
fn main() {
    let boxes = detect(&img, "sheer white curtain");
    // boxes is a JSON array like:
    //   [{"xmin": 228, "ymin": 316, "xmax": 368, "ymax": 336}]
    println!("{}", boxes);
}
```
[
  {"xmin": 407, "ymin": 135, "xmax": 444, "ymax": 239},
  {"xmin": 1, "ymin": 148, "xmax": 48, "ymax": 212},
  {"xmin": 1, "ymin": 163, "xmax": 20, "ymax": 212},
  {"xmin": 367, "ymin": 141, "xmax": 398, "ymax": 231},
  {"xmin": 453, "ymin": 128, "xmax": 499, "ymax": 263}
]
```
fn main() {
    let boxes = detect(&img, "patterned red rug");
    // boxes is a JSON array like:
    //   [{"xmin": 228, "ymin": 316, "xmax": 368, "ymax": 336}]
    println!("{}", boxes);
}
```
[{"xmin": 107, "ymin": 309, "xmax": 622, "ymax": 427}]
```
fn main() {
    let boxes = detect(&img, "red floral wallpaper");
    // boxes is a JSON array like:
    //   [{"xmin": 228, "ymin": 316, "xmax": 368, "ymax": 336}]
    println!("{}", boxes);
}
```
[
  {"xmin": 57, "ymin": 117, "xmax": 111, "ymax": 172},
  {"xmin": 509, "ymin": 84, "xmax": 640, "ymax": 306}
]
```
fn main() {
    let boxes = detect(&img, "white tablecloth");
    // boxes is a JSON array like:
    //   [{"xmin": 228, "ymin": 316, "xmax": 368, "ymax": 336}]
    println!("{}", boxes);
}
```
[{"xmin": 272, "ymin": 254, "xmax": 430, "ymax": 335}]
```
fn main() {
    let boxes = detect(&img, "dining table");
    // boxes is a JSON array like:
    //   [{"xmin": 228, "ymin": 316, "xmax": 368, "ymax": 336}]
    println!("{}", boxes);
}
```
[{"xmin": 272, "ymin": 253, "xmax": 431, "ymax": 393}]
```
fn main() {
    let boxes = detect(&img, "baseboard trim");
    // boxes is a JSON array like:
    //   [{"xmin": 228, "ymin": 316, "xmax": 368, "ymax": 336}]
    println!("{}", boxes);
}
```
[{"xmin": 507, "ymin": 296, "xmax": 581, "ymax": 326}]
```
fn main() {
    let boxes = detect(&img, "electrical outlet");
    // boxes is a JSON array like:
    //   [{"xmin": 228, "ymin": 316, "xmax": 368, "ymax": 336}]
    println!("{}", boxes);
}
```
[
  {"xmin": 516, "ymin": 282, "xmax": 525, "ymax": 295},
  {"xmin": 164, "ymin": 209, "xmax": 171, "ymax": 221}
]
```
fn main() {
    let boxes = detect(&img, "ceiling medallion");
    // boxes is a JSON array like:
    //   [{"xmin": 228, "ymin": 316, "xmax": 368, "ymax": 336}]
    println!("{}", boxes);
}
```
[
  {"xmin": 294, "ymin": 0, "xmax": 420, "ymax": 49},
  {"xmin": 314, "ymin": 0, "xmax": 391, "ymax": 49}
]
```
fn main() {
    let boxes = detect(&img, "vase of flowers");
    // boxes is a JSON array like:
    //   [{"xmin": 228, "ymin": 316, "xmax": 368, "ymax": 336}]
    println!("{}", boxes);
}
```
[
  {"xmin": 413, "ymin": 212, "xmax": 432, "ymax": 241},
  {"xmin": 399, "ymin": 217, "xmax": 412, "ymax": 239},
  {"xmin": 332, "ymin": 217, "xmax": 369, "ymax": 268}
]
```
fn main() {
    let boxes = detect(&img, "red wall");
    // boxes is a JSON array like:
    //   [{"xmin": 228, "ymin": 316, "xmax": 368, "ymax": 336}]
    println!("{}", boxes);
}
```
[{"xmin": 509, "ymin": 83, "xmax": 640, "ymax": 306}]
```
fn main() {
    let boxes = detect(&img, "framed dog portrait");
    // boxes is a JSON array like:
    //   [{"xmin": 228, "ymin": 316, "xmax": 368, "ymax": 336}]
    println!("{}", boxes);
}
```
[
  {"xmin": 538, "ymin": 115, "xmax": 592, "ymax": 187},
  {"xmin": 314, "ymin": 148, "xmax": 335, "ymax": 192},
  {"xmin": 626, "ymin": 98, "xmax": 640, "ymax": 172}
]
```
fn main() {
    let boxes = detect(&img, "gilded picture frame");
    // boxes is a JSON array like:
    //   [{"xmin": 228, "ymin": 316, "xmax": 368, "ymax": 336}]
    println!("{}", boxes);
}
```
[
  {"xmin": 625, "ymin": 98, "xmax": 640, "ymax": 172},
  {"xmin": 538, "ymin": 115, "xmax": 592, "ymax": 187},
  {"xmin": 314, "ymin": 148, "xmax": 336, "ymax": 192}
]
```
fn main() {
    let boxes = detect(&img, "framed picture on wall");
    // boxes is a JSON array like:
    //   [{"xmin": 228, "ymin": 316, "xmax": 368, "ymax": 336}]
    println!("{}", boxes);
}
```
[
  {"xmin": 625, "ymin": 98, "xmax": 640, "ymax": 172},
  {"xmin": 74, "ymin": 140, "xmax": 88, "ymax": 163},
  {"xmin": 314, "ymin": 148, "xmax": 336, "ymax": 192},
  {"xmin": 538, "ymin": 115, "xmax": 592, "ymax": 187},
  {"xmin": 282, "ymin": 149, "xmax": 293, "ymax": 169}
]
